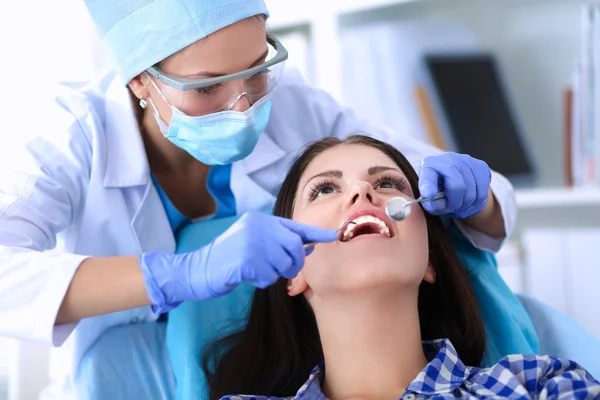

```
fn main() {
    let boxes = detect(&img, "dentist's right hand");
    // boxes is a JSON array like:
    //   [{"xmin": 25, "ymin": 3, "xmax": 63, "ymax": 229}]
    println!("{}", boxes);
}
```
[{"xmin": 138, "ymin": 211, "xmax": 337, "ymax": 314}]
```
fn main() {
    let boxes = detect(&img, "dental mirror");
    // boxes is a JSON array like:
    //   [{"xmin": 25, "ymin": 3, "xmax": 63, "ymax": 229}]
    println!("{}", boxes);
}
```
[{"xmin": 385, "ymin": 192, "xmax": 445, "ymax": 221}]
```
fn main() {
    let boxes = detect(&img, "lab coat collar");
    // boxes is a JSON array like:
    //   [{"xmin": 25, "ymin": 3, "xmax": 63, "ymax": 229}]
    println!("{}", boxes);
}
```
[{"xmin": 102, "ymin": 72, "xmax": 151, "ymax": 188}]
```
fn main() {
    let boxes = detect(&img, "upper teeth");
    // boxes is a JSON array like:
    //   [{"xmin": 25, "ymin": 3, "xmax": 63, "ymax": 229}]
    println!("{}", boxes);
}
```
[{"xmin": 342, "ymin": 215, "xmax": 391, "ymax": 241}]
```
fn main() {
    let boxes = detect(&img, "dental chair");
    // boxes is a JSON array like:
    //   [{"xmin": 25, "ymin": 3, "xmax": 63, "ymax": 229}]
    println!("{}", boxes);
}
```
[
  {"xmin": 517, "ymin": 294, "xmax": 600, "ymax": 374},
  {"xmin": 74, "ymin": 221, "xmax": 600, "ymax": 400}
]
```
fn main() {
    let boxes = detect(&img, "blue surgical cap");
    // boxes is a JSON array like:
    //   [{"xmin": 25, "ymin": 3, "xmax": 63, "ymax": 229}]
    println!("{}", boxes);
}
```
[{"xmin": 83, "ymin": 0, "xmax": 270, "ymax": 84}]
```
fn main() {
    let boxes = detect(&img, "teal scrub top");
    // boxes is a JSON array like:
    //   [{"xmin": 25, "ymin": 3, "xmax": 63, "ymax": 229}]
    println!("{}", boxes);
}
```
[{"xmin": 151, "ymin": 164, "xmax": 237, "ymax": 234}]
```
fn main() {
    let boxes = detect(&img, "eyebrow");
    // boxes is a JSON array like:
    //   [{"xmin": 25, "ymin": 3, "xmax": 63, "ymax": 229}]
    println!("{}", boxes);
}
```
[
  {"xmin": 367, "ymin": 166, "xmax": 401, "ymax": 175},
  {"xmin": 306, "ymin": 169, "xmax": 343, "ymax": 183},
  {"xmin": 183, "ymin": 48, "xmax": 269, "ymax": 79}
]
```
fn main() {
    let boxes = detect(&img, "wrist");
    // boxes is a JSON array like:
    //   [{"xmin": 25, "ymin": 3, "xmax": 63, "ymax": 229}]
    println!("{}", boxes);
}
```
[
  {"xmin": 461, "ymin": 188, "xmax": 506, "ymax": 238},
  {"xmin": 138, "ymin": 252, "xmax": 171, "ymax": 314},
  {"xmin": 197, "ymin": 241, "xmax": 231, "ymax": 299}
]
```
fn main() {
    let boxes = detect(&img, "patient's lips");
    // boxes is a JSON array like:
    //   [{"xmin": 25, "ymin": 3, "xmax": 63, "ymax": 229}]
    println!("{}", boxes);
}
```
[{"xmin": 340, "ymin": 208, "xmax": 395, "ymax": 242}]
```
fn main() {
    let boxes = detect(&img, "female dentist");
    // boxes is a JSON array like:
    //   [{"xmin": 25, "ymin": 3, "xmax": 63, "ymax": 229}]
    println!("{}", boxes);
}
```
[{"xmin": 0, "ymin": 0, "xmax": 515, "ymax": 397}]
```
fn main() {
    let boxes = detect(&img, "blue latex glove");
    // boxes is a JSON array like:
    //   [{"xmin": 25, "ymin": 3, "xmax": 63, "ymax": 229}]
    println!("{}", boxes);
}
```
[
  {"xmin": 138, "ymin": 211, "xmax": 337, "ymax": 314},
  {"xmin": 418, "ymin": 152, "xmax": 491, "ymax": 219}
]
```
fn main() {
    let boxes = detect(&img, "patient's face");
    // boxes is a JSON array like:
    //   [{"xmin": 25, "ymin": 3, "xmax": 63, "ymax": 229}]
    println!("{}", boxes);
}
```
[{"xmin": 290, "ymin": 144, "xmax": 432, "ymax": 299}]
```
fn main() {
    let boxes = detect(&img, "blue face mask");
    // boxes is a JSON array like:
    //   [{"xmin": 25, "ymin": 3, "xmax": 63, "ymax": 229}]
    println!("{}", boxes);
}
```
[{"xmin": 151, "ymin": 94, "xmax": 273, "ymax": 165}]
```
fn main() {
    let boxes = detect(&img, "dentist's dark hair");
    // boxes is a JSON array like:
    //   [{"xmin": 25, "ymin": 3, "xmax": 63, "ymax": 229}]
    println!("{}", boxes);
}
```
[{"xmin": 202, "ymin": 135, "xmax": 486, "ymax": 399}]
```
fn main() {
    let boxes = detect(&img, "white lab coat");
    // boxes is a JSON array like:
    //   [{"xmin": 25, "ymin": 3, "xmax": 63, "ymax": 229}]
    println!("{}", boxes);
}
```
[{"xmin": 0, "ymin": 68, "xmax": 516, "ymax": 398}]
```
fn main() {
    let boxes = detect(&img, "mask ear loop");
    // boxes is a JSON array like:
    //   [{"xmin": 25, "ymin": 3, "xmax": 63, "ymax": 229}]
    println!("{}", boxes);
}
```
[
  {"xmin": 144, "ymin": 72, "xmax": 172, "ymax": 105},
  {"xmin": 146, "ymin": 95, "xmax": 171, "ymax": 136},
  {"xmin": 143, "ymin": 72, "xmax": 174, "ymax": 126}
]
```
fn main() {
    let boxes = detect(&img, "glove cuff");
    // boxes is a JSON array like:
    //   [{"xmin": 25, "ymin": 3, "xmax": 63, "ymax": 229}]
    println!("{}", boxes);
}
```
[{"xmin": 138, "ymin": 252, "xmax": 170, "ymax": 315}]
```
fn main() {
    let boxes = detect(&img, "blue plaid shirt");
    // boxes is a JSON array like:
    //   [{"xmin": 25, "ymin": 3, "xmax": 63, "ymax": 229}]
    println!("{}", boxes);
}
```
[{"xmin": 221, "ymin": 339, "xmax": 600, "ymax": 399}]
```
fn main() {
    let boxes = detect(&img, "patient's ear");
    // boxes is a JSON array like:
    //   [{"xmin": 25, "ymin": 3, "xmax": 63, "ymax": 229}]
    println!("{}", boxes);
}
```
[
  {"xmin": 287, "ymin": 273, "xmax": 308, "ymax": 296},
  {"xmin": 423, "ymin": 262, "xmax": 436, "ymax": 284}
]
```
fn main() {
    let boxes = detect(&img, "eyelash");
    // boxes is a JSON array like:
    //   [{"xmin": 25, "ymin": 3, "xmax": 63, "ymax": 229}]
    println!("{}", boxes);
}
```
[
  {"xmin": 307, "ymin": 173, "xmax": 409, "ymax": 201},
  {"xmin": 374, "ymin": 173, "xmax": 408, "ymax": 192},
  {"xmin": 249, "ymin": 70, "xmax": 269, "ymax": 80},
  {"xmin": 194, "ymin": 70, "xmax": 269, "ymax": 96},
  {"xmin": 308, "ymin": 179, "xmax": 339, "ymax": 201},
  {"xmin": 195, "ymin": 83, "xmax": 222, "ymax": 96}
]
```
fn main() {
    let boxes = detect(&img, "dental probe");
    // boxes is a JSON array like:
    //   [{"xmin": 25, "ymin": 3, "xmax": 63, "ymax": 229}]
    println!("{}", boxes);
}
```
[
  {"xmin": 385, "ymin": 192, "xmax": 445, "ymax": 221},
  {"xmin": 303, "ymin": 221, "xmax": 357, "ymax": 252}
]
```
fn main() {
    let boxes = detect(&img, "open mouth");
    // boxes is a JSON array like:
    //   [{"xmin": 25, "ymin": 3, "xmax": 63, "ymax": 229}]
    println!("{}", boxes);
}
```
[{"xmin": 340, "ymin": 215, "xmax": 393, "ymax": 242}]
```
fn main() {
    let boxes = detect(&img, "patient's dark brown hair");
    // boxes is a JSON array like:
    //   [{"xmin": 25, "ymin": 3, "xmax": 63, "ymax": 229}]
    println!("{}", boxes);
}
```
[{"xmin": 203, "ymin": 135, "xmax": 486, "ymax": 400}]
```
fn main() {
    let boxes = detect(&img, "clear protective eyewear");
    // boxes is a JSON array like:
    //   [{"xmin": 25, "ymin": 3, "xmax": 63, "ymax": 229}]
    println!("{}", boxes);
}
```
[{"xmin": 145, "ymin": 36, "xmax": 288, "ymax": 116}]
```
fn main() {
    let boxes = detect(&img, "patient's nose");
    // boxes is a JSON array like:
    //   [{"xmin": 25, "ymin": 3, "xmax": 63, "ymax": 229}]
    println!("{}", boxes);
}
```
[{"xmin": 345, "ymin": 181, "xmax": 376, "ymax": 208}]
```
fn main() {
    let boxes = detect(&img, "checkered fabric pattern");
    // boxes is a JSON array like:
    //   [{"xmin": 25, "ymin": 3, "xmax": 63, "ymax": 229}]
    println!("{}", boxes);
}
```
[{"xmin": 221, "ymin": 339, "xmax": 600, "ymax": 399}]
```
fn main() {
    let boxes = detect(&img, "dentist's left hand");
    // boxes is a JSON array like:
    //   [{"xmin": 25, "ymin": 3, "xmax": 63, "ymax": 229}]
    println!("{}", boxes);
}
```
[
  {"xmin": 418, "ymin": 152, "xmax": 492, "ymax": 219},
  {"xmin": 138, "ymin": 211, "xmax": 337, "ymax": 314}
]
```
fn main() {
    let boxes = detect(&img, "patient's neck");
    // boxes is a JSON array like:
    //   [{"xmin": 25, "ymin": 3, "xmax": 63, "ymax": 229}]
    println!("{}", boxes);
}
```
[{"xmin": 312, "ymin": 289, "xmax": 427, "ymax": 400}]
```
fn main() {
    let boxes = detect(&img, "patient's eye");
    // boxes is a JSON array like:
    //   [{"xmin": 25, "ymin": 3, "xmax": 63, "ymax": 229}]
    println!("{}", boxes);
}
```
[
  {"xmin": 308, "ymin": 179, "xmax": 339, "ymax": 201},
  {"xmin": 378, "ymin": 180, "xmax": 395, "ymax": 189},
  {"xmin": 374, "ymin": 174, "xmax": 408, "ymax": 192}
]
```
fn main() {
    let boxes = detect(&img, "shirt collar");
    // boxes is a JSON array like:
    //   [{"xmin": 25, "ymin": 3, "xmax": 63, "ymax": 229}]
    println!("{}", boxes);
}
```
[
  {"xmin": 406, "ymin": 339, "xmax": 470, "ymax": 395},
  {"xmin": 294, "ymin": 363, "xmax": 326, "ymax": 399},
  {"xmin": 295, "ymin": 339, "xmax": 471, "ymax": 399}
]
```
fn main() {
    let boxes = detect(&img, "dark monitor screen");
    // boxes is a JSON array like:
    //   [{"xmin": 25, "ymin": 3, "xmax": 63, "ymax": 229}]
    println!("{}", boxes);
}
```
[{"xmin": 424, "ymin": 54, "xmax": 534, "ymax": 181}]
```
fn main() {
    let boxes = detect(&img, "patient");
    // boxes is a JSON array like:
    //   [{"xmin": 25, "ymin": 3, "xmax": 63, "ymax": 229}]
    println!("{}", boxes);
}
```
[{"xmin": 203, "ymin": 135, "xmax": 599, "ymax": 400}]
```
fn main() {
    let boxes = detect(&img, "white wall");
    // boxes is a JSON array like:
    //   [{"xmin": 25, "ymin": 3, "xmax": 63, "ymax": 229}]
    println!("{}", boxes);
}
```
[
  {"xmin": 1, "ymin": 0, "xmax": 105, "ymax": 147},
  {"xmin": 340, "ymin": 0, "xmax": 586, "ymax": 187},
  {"xmin": 0, "ymin": 338, "xmax": 9, "ymax": 400},
  {"xmin": 1, "ymin": 3, "xmax": 95, "ymax": 398}
]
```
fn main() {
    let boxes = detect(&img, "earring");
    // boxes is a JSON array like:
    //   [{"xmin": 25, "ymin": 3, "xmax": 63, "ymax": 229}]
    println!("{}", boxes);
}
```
[{"xmin": 139, "ymin": 96, "xmax": 148, "ymax": 109}]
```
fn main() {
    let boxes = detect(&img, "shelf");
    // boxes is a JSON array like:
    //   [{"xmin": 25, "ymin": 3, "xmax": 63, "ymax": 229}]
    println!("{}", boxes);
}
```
[
  {"xmin": 334, "ymin": 0, "xmax": 421, "ymax": 16},
  {"xmin": 516, "ymin": 187, "xmax": 600, "ymax": 209},
  {"xmin": 266, "ymin": 0, "xmax": 421, "ymax": 30},
  {"xmin": 266, "ymin": 2, "xmax": 313, "ymax": 30}
]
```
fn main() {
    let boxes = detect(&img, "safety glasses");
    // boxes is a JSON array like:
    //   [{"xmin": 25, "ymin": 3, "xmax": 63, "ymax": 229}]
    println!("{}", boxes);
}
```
[{"xmin": 145, "ymin": 36, "xmax": 288, "ymax": 91}]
